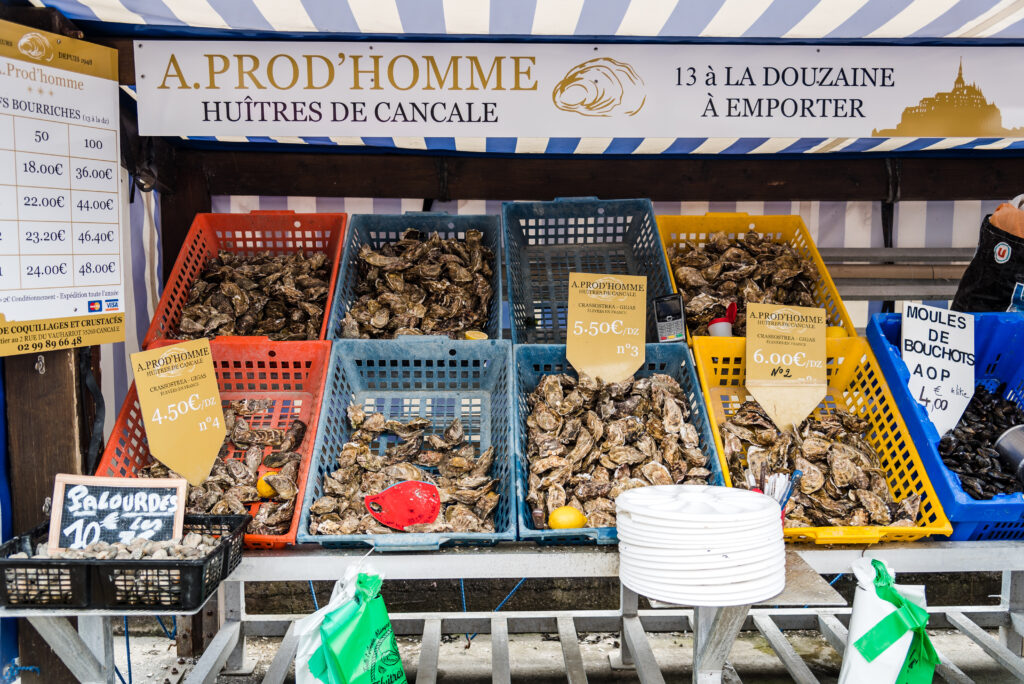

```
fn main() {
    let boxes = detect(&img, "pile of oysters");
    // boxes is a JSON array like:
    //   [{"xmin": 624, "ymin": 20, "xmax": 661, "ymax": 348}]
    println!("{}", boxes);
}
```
[
  {"xmin": 338, "ymin": 229, "xmax": 495, "ymax": 339},
  {"xmin": 176, "ymin": 251, "xmax": 330, "ymax": 340},
  {"xmin": 524, "ymin": 372, "xmax": 713, "ymax": 529},
  {"xmin": 141, "ymin": 399, "xmax": 307, "ymax": 536},
  {"xmin": 308, "ymin": 410, "xmax": 500, "ymax": 535},
  {"xmin": 720, "ymin": 401, "xmax": 920, "ymax": 528},
  {"xmin": 669, "ymin": 230, "xmax": 821, "ymax": 335}
]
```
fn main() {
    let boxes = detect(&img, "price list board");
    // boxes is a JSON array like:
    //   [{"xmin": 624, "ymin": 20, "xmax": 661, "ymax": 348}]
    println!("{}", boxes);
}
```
[{"xmin": 0, "ymin": 19, "xmax": 124, "ymax": 356}]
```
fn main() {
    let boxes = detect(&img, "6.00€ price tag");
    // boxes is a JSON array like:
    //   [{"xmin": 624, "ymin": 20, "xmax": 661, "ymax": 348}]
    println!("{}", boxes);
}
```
[{"xmin": 131, "ymin": 340, "xmax": 225, "ymax": 486}]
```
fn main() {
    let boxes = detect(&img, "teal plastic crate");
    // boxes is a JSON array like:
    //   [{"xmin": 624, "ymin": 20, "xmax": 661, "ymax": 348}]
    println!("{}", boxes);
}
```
[
  {"xmin": 297, "ymin": 338, "xmax": 515, "ymax": 550},
  {"xmin": 327, "ymin": 213, "xmax": 502, "ymax": 340},
  {"xmin": 514, "ymin": 343, "xmax": 723, "ymax": 544},
  {"xmin": 503, "ymin": 198, "xmax": 673, "ymax": 344}
]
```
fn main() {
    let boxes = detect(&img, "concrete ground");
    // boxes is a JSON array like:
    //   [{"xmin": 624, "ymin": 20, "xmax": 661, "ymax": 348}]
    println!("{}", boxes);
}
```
[{"xmin": 108, "ymin": 629, "xmax": 1019, "ymax": 683}]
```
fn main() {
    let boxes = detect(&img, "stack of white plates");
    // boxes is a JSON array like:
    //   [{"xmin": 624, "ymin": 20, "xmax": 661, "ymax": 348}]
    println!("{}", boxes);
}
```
[{"xmin": 615, "ymin": 485, "xmax": 785, "ymax": 606}]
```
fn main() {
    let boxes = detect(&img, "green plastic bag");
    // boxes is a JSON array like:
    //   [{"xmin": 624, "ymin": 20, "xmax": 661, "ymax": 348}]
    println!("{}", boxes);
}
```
[{"xmin": 308, "ymin": 573, "xmax": 407, "ymax": 684}]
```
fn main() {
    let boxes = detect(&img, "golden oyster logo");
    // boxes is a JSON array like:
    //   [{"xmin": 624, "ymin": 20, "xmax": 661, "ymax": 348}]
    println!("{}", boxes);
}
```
[
  {"xmin": 552, "ymin": 57, "xmax": 646, "ymax": 117},
  {"xmin": 17, "ymin": 32, "xmax": 54, "ymax": 62}
]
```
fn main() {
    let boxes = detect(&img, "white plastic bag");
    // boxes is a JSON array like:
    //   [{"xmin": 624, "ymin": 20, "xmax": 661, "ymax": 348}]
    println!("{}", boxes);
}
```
[
  {"xmin": 294, "ymin": 566, "xmax": 364, "ymax": 684},
  {"xmin": 838, "ymin": 558, "xmax": 937, "ymax": 684}
]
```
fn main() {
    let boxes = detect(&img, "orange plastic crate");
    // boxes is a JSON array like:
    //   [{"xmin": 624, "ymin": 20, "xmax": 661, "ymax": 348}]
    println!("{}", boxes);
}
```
[
  {"xmin": 143, "ymin": 211, "xmax": 346, "ymax": 348},
  {"xmin": 96, "ymin": 338, "xmax": 331, "ymax": 549}
]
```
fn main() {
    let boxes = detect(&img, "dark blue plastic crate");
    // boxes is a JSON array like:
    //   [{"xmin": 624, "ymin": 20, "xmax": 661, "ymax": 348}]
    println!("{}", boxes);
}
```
[
  {"xmin": 514, "ymin": 344, "xmax": 724, "ymax": 545},
  {"xmin": 297, "ymin": 338, "xmax": 515, "ymax": 550},
  {"xmin": 867, "ymin": 312, "xmax": 1024, "ymax": 540},
  {"xmin": 503, "ymin": 198, "xmax": 673, "ymax": 344},
  {"xmin": 327, "ymin": 213, "xmax": 503, "ymax": 341}
]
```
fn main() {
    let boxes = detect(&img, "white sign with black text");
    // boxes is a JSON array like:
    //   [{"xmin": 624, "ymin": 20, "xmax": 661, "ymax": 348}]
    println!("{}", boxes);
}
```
[{"xmin": 901, "ymin": 303, "xmax": 975, "ymax": 436}]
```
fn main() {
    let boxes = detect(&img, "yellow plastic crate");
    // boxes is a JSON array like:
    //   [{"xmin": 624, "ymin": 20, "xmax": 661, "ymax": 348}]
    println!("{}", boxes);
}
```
[
  {"xmin": 657, "ymin": 213, "xmax": 856, "ymax": 343},
  {"xmin": 692, "ymin": 335, "xmax": 952, "ymax": 544}
]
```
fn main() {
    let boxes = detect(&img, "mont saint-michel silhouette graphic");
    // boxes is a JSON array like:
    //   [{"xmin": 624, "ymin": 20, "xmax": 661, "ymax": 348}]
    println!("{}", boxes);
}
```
[{"xmin": 872, "ymin": 60, "xmax": 1024, "ymax": 137}]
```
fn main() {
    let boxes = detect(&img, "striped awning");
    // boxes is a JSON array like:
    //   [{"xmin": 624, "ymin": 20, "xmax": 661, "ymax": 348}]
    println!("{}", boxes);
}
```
[
  {"xmin": 32, "ymin": 0, "xmax": 1024, "ymax": 40},
  {"xmin": 72, "ymin": 0, "xmax": 1024, "ymax": 154}
]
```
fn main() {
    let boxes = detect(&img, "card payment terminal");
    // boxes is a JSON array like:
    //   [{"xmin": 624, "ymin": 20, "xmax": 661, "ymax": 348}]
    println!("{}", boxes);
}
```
[{"xmin": 654, "ymin": 294, "xmax": 686, "ymax": 342}]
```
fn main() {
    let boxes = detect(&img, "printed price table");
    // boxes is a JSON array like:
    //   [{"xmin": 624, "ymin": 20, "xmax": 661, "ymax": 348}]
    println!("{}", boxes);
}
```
[{"xmin": 0, "ymin": 19, "xmax": 125, "ymax": 355}]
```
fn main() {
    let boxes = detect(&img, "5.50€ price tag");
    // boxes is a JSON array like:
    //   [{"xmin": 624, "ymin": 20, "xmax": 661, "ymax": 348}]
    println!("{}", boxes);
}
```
[
  {"xmin": 567, "ymin": 273, "xmax": 646, "ymax": 383},
  {"xmin": 131, "ymin": 340, "xmax": 225, "ymax": 486}
]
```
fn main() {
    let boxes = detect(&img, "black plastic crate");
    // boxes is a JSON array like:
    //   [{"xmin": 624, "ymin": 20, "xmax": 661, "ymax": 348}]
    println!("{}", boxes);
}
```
[{"xmin": 0, "ymin": 515, "xmax": 248, "ymax": 611}]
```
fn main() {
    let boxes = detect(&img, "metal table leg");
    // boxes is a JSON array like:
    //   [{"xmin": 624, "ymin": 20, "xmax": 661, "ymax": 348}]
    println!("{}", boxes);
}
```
[
  {"xmin": 220, "ymin": 581, "xmax": 254, "ymax": 675},
  {"xmin": 999, "ymin": 570, "xmax": 1024, "ymax": 656},
  {"xmin": 26, "ymin": 615, "xmax": 113, "ymax": 683},
  {"xmin": 609, "ymin": 583, "xmax": 638, "ymax": 670},
  {"xmin": 692, "ymin": 605, "xmax": 750, "ymax": 684}
]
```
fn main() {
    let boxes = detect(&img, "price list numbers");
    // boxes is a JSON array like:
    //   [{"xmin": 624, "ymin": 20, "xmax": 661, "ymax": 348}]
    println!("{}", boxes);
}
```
[{"xmin": 0, "ymin": 113, "xmax": 120, "ymax": 290}]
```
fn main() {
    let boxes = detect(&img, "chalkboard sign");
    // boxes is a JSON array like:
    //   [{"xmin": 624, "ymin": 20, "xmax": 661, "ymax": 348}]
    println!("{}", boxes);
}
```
[{"xmin": 48, "ymin": 474, "xmax": 187, "ymax": 552}]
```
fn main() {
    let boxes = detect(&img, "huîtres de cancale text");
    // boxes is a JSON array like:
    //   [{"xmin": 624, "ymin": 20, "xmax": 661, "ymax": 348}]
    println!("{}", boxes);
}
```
[{"xmin": 156, "ymin": 52, "xmax": 540, "ymax": 124}]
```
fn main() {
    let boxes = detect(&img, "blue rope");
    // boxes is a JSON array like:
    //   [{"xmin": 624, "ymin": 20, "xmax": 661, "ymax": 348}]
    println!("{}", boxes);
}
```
[
  {"xmin": 115, "ymin": 667, "xmax": 127, "ymax": 684},
  {"xmin": 459, "ymin": 579, "xmax": 470, "ymax": 645},
  {"xmin": 468, "ymin": 578, "xmax": 527, "ymax": 642},
  {"xmin": 829, "ymin": 573, "xmax": 845, "ymax": 585},
  {"xmin": 2, "ymin": 662, "xmax": 39, "ymax": 684},
  {"xmin": 309, "ymin": 580, "xmax": 320, "ymax": 611},
  {"xmin": 155, "ymin": 616, "xmax": 176, "ymax": 640},
  {"xmin": 122, "ymin": 616, "xmax": 132, "ymax": 684}
]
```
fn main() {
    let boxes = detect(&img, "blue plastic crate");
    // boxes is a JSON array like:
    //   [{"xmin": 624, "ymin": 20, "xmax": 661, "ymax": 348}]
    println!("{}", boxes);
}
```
[
  {"xmin": 503, "ymin": 198, "xmax": 673, "ymax": 344},
  {"xmin": 297, "ymin": 337, "xmax": 516, "ymax": 550},
  {"xmin": 867, "ymin": 313, "xmax": 1024, "ymax": 541},
  {"xmin": 327, "ymin": 213, "xmax": 503, "ymax": 340},
  {"xmin": 514, "ymin": 344, "xmax": 724, "ymax": 545}
]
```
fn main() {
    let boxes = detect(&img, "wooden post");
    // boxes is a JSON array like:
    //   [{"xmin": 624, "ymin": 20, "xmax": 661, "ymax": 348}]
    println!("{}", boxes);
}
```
[{"xmin": 6, "ymin": 350, "xmax": 83, "ymax": 684}]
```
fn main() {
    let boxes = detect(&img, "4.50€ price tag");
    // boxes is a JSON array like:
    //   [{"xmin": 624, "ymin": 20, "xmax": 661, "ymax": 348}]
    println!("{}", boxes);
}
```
[
  {"xmin": 131, "ymin": 340, "xmax": 225, "ymax": 486},
  {"xmin": 567, "ymin": 273, "xmax": 646, "ymax": 383},
  {"xmin": 746, "ymin": 303, "xmax": 827, "ymax": 430}
]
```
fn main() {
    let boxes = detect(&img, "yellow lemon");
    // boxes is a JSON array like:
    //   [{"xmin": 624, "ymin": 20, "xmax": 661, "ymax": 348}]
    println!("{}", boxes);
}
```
[
  {"xmin": 826, "ymin": 326, "xmax": 848, "ymax": 338},
  {"xmin": 256, "ymin": 473, "xmax": 278, "ymax": 499},
  {"xmin": 464, "ymin": 330, "xmax": 488, "ymax": 340},
  {"xmin": 548, "ymin": 506, "xmax": 588, "ymax": 529}
]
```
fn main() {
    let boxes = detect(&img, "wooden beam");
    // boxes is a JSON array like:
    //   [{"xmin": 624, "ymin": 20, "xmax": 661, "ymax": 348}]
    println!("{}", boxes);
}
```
[
  {"xmin": 158, "ymin": 153, "xmax": 210, "ymax": 282},
  {"xmin": 900, "ymin": 158, "xmax": 1024, "ymax": 200}
]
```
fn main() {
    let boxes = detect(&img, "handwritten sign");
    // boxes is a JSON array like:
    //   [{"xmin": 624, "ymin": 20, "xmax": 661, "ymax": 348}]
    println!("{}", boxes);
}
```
[
  {"xmin": 48, "ymin": 474, "xmax": 186, "ymax": 551},
  {"xmin": 131, "ymin": 339, "xmax": 225, "ymax": 486},
  {"xmin": 901, "ymin": 303, "xmax": 975, "ymax": 435},
  {"xmin": 746, "ymin": 303, "xmax": 827, "ymax": 430},
  {"xmin": 567, "ymin": 273, "xmax": 646, "ymax": 384}
]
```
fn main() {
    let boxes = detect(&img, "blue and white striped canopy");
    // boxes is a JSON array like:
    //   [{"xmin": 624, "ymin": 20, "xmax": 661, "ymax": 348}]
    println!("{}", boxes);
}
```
[
  {"xmin": 49, "ymin": 0, "xmax": 1024, "ymax": 154},
  {"xmin": 31, "ymin": 0, "xmax": 1024, "ymax": 40}
]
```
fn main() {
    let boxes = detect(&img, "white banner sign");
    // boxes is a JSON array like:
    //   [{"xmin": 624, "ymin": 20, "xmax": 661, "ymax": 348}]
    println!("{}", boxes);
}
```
[
  {"xmin": 901, "ymin": 304, "xmax": 975, "ymax": 436},
  {"xmin": 135, "ymin": 41, "xmax": 1024, "ymax": 140}
]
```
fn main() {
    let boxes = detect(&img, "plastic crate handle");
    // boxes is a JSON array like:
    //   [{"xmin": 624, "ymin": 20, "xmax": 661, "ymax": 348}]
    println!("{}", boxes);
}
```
[
  {"xmin": 248, "ymin": 210, "xmax": 297, "ymax": 215},
  {"xmin": 554, "ymin": 197, "xmax": 599, "ymax": 202},
  {"xmin": 403, "ymin": 211, "xmax": 452, "ymax": 216},
  {"xmin": 703, "ymin": 212, "xmax": 750, "ymax": 217}
]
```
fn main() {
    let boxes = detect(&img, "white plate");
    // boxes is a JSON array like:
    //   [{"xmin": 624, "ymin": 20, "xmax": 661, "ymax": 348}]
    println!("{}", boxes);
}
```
[
  {"xmin": 620, "ymin": 575, "xmax": 786, "ymax": 606},
  {"xmin": 618, "ymin": 542, "xmax": 785, "ymax": 568},
  {"xmin": 618, "ymin": 547, "xmax": 786, "ymax": 573},
  {"xmin": 618, "ymin": 557, "xmax": 784, "ymax": 585},
  {"xmin": 615, "ymin": 517, "xmax": 784, "ymax": 545},
  {"xmin": 616, "ymin": 534, "xmax": 784, "ymax": 558},
  {"xmin": 616, "ymin": 485, "xmax": 781, "ymax": 523}
]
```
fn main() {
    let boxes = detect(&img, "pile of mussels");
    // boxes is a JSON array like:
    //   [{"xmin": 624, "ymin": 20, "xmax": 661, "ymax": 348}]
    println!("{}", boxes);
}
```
[{"xmin": 939, "ymin": 385, "xmax": 1024, "ymax": 499}]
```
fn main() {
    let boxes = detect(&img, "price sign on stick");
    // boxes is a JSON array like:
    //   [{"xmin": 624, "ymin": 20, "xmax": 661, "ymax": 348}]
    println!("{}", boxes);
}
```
[
  {"xmin": 746, "ymin": 303, "xmax": 827, "ymax": 430},
  {"xmin": 567, "ymin": 273, "xmax": 646, "ymax": 384},
  {"xmin": 131, "ymin": 340, "xmax": 225, "ymax": 486},
  {"xmin": 48, "ymin": 474, "xmax": 186, "ymax": 552},
  {"xmin": 900, "ymin": 303, "xmax": 975, "ymax": 435}
]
